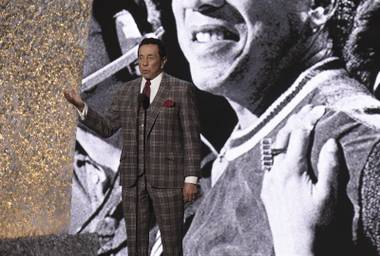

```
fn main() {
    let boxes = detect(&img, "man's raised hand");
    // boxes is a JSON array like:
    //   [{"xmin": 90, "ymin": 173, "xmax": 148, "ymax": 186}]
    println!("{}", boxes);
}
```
[{"xmin": 63, "ymin": 88, "xmax": 85, "ymax": 112}]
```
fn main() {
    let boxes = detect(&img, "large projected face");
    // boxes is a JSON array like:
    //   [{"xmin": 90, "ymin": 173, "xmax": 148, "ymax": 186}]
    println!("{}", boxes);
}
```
[{"xmin": 172, "ymin": 0, "xmax": 306, "ymax": 100}]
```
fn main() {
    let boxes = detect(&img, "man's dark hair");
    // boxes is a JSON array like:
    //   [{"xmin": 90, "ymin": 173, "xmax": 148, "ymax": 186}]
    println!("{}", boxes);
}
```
[
  {"xmin": 321, "ymin": 0, "xmax": 380, "ymax": 89},
  {"xmin": 138, "ymin": 38, "xmax": 167, "ymax": 59},
  {"xmin": 343, "ymin": 0, "xmax": 380, "ymax": 90}
]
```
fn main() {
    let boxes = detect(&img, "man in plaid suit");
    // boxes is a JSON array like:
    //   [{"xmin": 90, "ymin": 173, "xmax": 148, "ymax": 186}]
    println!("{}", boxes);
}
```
[{"xmin": 64, "ymin": 38, "xmax": 201, "ymax": 256}]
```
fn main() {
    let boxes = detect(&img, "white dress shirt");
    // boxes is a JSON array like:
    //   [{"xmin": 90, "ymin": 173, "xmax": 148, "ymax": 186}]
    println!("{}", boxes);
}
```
[{"xmin": 140, "ymin": 72, "xmax": 162, "ymax": 103}]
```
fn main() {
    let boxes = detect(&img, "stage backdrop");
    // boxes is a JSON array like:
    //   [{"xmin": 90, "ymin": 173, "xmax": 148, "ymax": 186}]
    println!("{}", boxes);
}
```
[{"xmin": 0, "ymin": 0, "xmax": 92, "ymax": 238}]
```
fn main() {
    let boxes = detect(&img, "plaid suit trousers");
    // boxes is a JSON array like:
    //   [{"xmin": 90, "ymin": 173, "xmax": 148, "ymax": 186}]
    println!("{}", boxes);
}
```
[{"xmin": 122, "ymin": 175, "xmax": 184, "ymax": 256}]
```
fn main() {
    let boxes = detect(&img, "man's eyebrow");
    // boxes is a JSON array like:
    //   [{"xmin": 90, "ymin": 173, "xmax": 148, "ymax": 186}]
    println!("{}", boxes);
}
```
[{"xmin": 139, "ymin": 53, "xmax": 156, "ymax": 57}]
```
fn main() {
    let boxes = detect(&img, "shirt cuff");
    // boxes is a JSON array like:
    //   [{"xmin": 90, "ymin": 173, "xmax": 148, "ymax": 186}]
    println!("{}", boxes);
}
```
[
  {"xmin": 184, "ymin": 176, "xmax": 198, "ymax": 184},
  {"xmin": 76, "ymin": 103, "xmax": 88, "ymax": 120}
]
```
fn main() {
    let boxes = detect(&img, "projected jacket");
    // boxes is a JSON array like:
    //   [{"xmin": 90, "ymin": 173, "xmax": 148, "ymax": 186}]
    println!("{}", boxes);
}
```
[{"xmin": 184, "ymin": 58, "xmax": 380, "ymax": 256}]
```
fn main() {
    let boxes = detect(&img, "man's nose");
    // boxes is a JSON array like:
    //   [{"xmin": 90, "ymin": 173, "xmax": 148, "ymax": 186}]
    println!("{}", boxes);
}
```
[
  {"xmin": 181, "ymin": 0, "xmax": 225, "ymax": 11},
  {"xmin": 140, "ymin": 59, "xmax": 148, "ymax": 66}
]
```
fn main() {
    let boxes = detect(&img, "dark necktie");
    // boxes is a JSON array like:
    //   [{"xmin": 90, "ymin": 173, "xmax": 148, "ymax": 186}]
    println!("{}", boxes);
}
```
[{"xmin": 143, "ymin": 79, "xmax": 151, "ymax": 100}]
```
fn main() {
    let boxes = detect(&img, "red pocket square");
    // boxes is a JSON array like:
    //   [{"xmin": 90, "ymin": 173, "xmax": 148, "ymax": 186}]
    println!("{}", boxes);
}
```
[{"xmin": 163, "ymin": 99, "xmax": 175, "ymax": 108}]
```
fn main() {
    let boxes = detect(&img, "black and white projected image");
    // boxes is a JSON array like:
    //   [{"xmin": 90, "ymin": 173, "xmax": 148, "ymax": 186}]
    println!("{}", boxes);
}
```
[{"xmin": 71, "ymin": 0, "xmax": 380, "ymax": 255}]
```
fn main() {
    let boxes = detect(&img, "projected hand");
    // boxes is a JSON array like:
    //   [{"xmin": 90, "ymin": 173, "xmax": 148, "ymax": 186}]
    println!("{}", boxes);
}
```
[{"xmin": 261, "ymin": 105, "xmax": 341, "ymax": 256}]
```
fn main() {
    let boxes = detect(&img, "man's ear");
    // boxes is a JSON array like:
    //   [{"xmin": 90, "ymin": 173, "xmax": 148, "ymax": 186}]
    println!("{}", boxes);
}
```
[
  {"xmin": 161, "ymin": 57, "xmax": 167, "ymax": 69},
  {"xmin": 308, "ymin": 0, "xmax": 338, "ymax": 28}
]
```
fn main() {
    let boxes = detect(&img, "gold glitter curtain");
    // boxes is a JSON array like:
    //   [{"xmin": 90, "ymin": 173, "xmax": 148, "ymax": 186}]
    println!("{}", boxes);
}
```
[{"xmin": 0, "ymin": 0, "xmax": 92, "ymax": 238}]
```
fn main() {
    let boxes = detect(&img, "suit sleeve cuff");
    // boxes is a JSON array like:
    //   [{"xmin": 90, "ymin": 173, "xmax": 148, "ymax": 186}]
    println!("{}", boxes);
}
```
[
  {"xmin": 184, "ymin": 176, "xmax": 198, "ymax": 184},
  {"xmin": 76, "ymin": 103, "xmax": 88, "ymax": 120}
]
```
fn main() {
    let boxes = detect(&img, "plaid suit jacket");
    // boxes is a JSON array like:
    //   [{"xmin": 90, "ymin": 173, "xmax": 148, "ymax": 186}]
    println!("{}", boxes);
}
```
[{"xmin": 83, "ymin": 73, "xmax": 201, "ymax": 188}]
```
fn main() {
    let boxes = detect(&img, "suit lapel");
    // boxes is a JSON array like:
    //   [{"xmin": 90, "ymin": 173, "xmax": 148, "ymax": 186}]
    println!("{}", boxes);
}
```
[
  {"xmin": 126, "ymin": 79, "xmax": 141, "ymax": 127},
  {"xmin": 146, "ymin": 73, "xmax": 170, "ymax": 136}
]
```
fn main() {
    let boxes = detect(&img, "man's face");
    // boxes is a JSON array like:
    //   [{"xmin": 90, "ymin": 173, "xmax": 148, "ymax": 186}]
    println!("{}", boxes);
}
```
[
  {"xmin": 138, "ymin": 44, "xmax": 166, "ymax": 80},
  {"xmin": 172, "ymin": 0, "xmax": 307, "ymax": 100}
]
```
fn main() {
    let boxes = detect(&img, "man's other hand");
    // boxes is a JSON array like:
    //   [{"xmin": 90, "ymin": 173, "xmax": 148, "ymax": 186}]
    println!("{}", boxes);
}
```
[
  {"xmin": 63, "ymin": 88, "xmax": 85, "ymax": 111},
  {"xmin": 183, "ymin": 183, "xmax": 198, "ymax": 202}
]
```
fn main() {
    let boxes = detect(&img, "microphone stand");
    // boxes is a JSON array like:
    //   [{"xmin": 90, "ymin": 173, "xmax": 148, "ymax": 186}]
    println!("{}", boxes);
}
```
[{"xmin": 135, "ymin": 94, "xmax": 149, "ymax": 255}]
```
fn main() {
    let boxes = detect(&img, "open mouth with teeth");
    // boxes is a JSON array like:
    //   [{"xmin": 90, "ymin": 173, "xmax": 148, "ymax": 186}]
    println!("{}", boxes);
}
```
[{"xmin": 192, "ymin": 28, "xmax": 240, "ymax": 43}]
